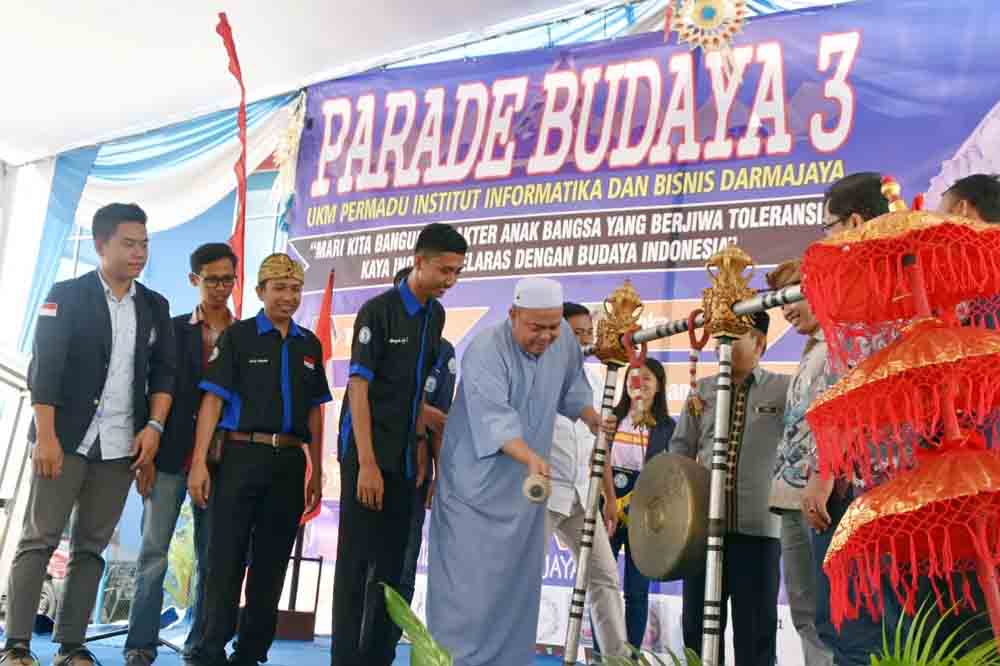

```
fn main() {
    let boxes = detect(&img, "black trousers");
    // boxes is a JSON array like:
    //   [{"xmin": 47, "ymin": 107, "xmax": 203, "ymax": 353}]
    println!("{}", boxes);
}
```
[
  {"xmin": 682, "ymin": 532, "xmax": 782, "ymax": 666},
  {"xmin": 332, "ymin": 459, "xmax": 414, "ymax": 666},
  {"xmin": 195, "ymin": 442, "xmax": 306, "ymax": 665},
  {"xmin": 397, "ymin": 480, "xmax": 430, "ymax": 606}
]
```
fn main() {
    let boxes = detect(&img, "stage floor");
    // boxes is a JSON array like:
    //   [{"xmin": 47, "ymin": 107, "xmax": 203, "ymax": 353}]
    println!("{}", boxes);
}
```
[{"xmin": 0, "ymin": 622, "xmax": 571, "ymax": 666}]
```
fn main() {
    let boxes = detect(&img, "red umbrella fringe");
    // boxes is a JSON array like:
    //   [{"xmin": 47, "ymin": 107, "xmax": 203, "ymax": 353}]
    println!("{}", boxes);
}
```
[
  {"xmin": 802, "ymin": 227, "xmax": 1000, "ymax": 370},
  {"xmin": 824, "ymin": 493, "xmax": 1000, "ymax": 630},
  {"xmin": 807, "ymin": 361, "xmax": 1000, "ymax": 483}
]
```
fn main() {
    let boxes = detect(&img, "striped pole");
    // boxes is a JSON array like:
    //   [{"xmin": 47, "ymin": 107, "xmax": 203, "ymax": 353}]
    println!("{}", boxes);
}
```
[
  {"xmin": 563, "ymin": 364, "xmax": 620, "ymax": 665},
  {"xmin": 582, "ymin": 284, "xmax": 804, "ymax": 356},
  {"xmin": 701, "ymin": 336, "xmax": 734, "ymax": 666}
]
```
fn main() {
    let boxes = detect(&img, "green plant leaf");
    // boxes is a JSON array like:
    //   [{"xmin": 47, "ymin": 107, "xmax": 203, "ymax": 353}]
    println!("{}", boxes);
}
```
[
  {"xmin": 873, "ymin": 596, "xmax": 999, "ymax": 665},
  {"xmin": 381, "ymin": 584, "xmax": 453, "ymax": 666}
]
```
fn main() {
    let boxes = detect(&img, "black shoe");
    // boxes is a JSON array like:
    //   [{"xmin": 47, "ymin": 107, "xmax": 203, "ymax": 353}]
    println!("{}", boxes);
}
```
[
  {"xmin": 51, "ymin": 648, "xmax": 100, "ymax": 666},
  {"xmin": 0, "ymin": 645, "xmax": 39, "ymax": 666},
  {"xmin": 123, "ymin": 651, "xmax": 153, "ymax": 666}
]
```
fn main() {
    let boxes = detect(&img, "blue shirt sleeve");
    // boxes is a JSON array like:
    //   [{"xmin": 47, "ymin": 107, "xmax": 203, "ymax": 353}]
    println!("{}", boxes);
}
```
[{"xmin": 428, "ymin": 341, "xmax": 456, "ymax": 413}]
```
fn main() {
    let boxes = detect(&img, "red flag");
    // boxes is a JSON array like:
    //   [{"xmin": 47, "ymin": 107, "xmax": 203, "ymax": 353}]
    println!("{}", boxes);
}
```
[
  {"xmin": 216, "ymin": 12, "xmax": 248, "ymax": 318},
  {"xmin": 317, "ymin": 269, "xmax": 335, "ymax": 364},
  {"xmin": 301, "ymin": 270, "xmax": 335, "ymax": 525}
]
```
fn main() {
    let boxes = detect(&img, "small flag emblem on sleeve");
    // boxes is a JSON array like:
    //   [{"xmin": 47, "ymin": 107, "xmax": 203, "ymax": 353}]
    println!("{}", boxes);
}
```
[
  {"xmin": 39, "ymin": 302, "xmax": 58, "ymax": 317},
  {"xmin": 303, "ymin": 356, "xmax": 315, "ymax": 371}
]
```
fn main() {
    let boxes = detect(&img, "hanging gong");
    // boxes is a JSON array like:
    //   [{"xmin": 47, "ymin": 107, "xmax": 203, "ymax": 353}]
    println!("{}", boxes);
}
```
[{"xmin": 628, "ymin": 452, "xmax": 710, "ymax": 581}]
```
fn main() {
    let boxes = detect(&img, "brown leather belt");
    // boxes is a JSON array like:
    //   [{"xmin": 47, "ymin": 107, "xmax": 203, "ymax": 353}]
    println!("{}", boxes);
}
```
[{"xmin": 226, "ymin": 431, "xmax": 303, "ymax": 448}]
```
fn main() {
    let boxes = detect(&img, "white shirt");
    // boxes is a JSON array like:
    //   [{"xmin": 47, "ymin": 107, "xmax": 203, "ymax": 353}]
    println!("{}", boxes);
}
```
[
  {"xmin": 79, "ymin": 272, "xmax": 137, "ymax": 460},
  {"xmin": 548, "ymin": 364, "xmax": 603, "ymax": 517},
  {"xmin": 610, "ymin": 413, "xmax": 648, "ymax": 472}
]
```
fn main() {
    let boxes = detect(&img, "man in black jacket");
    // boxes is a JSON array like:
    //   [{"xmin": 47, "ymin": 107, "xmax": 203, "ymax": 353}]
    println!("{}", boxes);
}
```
[
  {"xmin": 123, "ymin": 243, "xmax": 237, "ymax": 666},
  {"xmin": 1, "ymin": 203, "xmax": 176, "ymax": 666}
]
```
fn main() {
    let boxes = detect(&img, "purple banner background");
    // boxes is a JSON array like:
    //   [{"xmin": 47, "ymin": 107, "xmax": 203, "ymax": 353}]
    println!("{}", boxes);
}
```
[{"xmin": 288, "ymin": 0, "xmax": 1000, "ymax": 653}]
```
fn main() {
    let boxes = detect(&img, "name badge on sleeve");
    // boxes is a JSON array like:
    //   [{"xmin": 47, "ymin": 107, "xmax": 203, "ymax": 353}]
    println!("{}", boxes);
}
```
[{"xmin": 755, "ymin": 403, "xmax": 780, "ymax": 415}]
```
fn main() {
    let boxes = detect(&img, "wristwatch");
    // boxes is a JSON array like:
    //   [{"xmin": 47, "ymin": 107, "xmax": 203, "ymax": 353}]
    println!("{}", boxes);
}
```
[{"xmin": 147, "ymin": 418, "xmax": 164, "ymax": 434}]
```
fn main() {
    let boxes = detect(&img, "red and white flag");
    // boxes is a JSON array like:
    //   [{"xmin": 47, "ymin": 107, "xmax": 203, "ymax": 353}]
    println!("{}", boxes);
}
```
[
  {"xmin": 216, "ymin": 12, "xmax": 248, "ymax": 318},
  {"xmin": 301, "ymin": 269, "xmax": 335, "ymax": 526}
]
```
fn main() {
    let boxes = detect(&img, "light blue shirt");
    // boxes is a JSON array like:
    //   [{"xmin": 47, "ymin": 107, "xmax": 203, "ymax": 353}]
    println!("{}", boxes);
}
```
[
  {"xmin": 427, "ymin": 318, "xmax": 592, "ymax": 666},
  {"xmin": 79, "ymin": 272, "xmax": 137, "ymax": 460}
]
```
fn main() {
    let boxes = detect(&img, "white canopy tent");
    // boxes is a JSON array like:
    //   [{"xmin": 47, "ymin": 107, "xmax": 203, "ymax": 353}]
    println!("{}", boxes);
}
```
[
  {"xmin": 0, "ymin": 0, "xmax": 658, "ymax": 166},
  {"xmin": 0, "ymin": 0, "xmax": 848, "ymax": 166}
]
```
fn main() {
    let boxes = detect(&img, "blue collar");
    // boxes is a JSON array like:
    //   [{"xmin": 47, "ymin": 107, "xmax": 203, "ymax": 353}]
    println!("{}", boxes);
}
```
[
  {"xmin": 255, "ymin": 309, "xmax": 305, "ymax": 337},
  {"xmin": 398, "ymin": 278, "xmax": 428, "ymax": 318}
]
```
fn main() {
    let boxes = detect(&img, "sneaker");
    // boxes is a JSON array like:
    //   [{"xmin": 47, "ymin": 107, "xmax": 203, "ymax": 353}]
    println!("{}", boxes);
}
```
[
  {"xmin": 225, "ymin": 652, "xmax": 257, "ymax": 666},
  {"xmin": 51, "ymin": 648, "xmax": 100, "ymax": 666},
  {"xmin": 0, "ymin": 646, "xmax": 39, "ymax": 666},
  {"xmin": 124, "ymin": 651, "xmax": 152, "ymax": 666}
]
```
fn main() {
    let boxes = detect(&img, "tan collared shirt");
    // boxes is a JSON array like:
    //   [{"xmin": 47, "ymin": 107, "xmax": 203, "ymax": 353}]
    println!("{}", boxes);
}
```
[{"xmin": 670, "ymin": 366, "xmax": 790, "ymax": 539}]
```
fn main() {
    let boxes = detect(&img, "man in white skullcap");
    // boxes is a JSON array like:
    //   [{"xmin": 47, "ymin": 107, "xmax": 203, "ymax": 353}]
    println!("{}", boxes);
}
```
[{"xmin": 427, "ymin": 277, "xmax": 603, "ymax": 666}]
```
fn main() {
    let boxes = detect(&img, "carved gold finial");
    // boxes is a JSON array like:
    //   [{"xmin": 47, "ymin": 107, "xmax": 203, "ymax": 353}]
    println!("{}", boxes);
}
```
[
  {"xmin": 881, "ymin": 175, "xmax": 908, "ymax": 213},
  {"xmin": 702, "ymin": 245, "xmax": 756, "ymax": 338},
  {"xmin": 594, "ymin": 280, "xmax": 644, "ymax": 366}
]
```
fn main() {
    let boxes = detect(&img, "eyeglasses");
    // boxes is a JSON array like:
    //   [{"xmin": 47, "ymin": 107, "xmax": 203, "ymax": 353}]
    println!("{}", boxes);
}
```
[
  {"xmin": 199, "ymin": 275, "xmax": 236, "ymax": 288},
  {"xmin": 821, "ymin": 216, "xmax": 844, "ymax": 232}
]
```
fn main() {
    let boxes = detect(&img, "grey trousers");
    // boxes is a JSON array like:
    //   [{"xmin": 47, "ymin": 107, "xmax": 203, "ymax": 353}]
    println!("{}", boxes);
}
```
[
  {"xmin": 5, "ymin": 453, "xmax": 133, "ymax": 646},
  {"xmin": 545, "ymin": 501, "xmax": 630, "ymax": 659},
  {"xmin": 780, "ymin": 511, "xmax": 834, "ymax": 666}
]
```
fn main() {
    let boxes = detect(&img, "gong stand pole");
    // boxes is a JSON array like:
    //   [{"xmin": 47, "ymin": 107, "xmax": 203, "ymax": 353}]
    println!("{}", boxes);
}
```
[
  {"xmin": 636, "ymin": 285, "xmax": 802, "ymax": 345},
  {"xmin": 582, "ymin": 285, "xmax": 803, "ymax": 355},
  {"xmin": 699, "ymin": 335, "xmax": 735, "ymax": 666},
  {"xmin": 563, "ymin": 364, "xmax": 621, "ymax": 665}
]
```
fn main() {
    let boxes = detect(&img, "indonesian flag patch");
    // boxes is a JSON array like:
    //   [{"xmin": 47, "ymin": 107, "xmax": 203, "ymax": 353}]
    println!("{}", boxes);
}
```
[
  {"xmin": 39, "ymin": 302, "xmax": 58, "ymax": 317},
  {"xmin": 303, "ymin": 355, "xmax": 316, "ymax": 371}
]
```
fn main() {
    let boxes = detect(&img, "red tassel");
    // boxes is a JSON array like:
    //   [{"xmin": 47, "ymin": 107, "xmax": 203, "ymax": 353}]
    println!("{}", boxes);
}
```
[{"xmin": 961, "ymin": 571, "xmax": 976, "ymax": 612}]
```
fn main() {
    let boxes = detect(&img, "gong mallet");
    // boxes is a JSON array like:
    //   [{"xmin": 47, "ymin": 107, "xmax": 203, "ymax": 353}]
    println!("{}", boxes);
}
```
[
  {"xmin": 562, "ymin": 364, "xmax": 620, "ymax": 665},
  {"xmin": 524, "ymin": 474, "xmax": 552, "ymax": 502}
]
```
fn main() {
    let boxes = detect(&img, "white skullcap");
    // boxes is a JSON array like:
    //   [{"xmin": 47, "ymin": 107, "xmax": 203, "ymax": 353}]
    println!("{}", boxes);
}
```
[{"xmin": 513, "ymin": 277, "xmax": 563, "ymax": 309}]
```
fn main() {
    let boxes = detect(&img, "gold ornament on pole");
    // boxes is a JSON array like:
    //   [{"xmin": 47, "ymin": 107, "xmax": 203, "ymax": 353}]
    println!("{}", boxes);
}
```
[
  {"xmin": 594, "ymin": 279, "xmax": 644, "ymax": 367},
  {"xmin": 703, "ymin": 245, "xmax": 757, "ymax": 339}
]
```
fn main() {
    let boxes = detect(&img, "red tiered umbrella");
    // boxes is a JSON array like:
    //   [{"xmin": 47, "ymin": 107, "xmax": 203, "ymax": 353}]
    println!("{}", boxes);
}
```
[
  {"xmin": 805, "ymin": 179, "xmax": 1000, "ymax": 640},
  {"xmin": 802, "ymin": 209, "xmax": 1000, "ymax": 370},
  {"xmin": 806, "ymin": 317, "xmax": 1000, "ymax": 483},
  {"xmin": 823, "ymin": 437, "xmax": 1000, "ymax": 634}
]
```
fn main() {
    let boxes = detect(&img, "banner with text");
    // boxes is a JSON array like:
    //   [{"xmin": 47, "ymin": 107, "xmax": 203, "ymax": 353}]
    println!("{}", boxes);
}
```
[{"xmin": 290, "ymin": 1, "xmax": 1000, "ymax": 661}]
